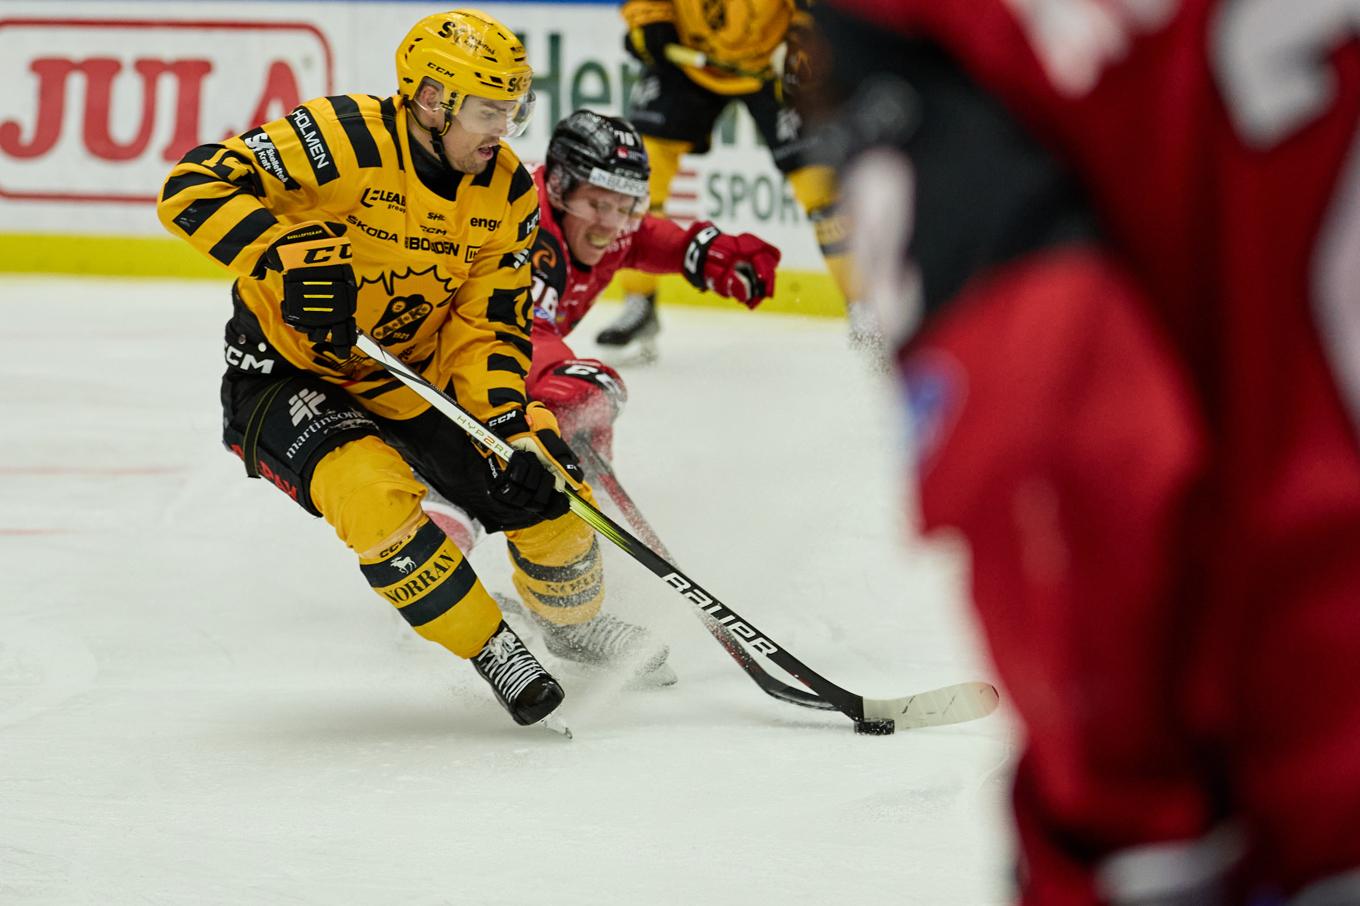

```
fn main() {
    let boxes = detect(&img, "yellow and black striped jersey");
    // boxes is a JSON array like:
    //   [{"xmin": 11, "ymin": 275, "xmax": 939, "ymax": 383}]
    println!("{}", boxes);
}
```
[
  {"xmin": 158, "ymin": 93, "xmax": 540, "ymax": 422},
  {"xmin": 623, "ymin": 0, "xmax": 806, "ymax": 95}
]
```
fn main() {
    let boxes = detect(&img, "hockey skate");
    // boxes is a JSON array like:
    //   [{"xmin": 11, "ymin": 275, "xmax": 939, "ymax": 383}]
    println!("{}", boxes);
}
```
[
  {"xmin": 542, "ymin": 611, "xmax": 676, "ymax": 687},
  {"xmin": 595, "ymin": 292, "xmax": 659, "ymax": 365},
  {"xmin": 495, "ymin": 594, "xmax": 676, "ymax": 687},
  {"xmin": 471, "ymin": 621, "xmax": 566, "ymax": 727}
]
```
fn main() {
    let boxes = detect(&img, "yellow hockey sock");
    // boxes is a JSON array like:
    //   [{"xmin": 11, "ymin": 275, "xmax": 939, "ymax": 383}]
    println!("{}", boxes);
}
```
[
  {"xmin": 788, "ymin": 164, "xmax": 859, "ymax": 305},
  {"xmin": 505, "ymin": 507, "xmax": 603, "ymax": 627},
  {"xmin": 360, "ymin": 518, "xmax": 502, "ymax": 658}
]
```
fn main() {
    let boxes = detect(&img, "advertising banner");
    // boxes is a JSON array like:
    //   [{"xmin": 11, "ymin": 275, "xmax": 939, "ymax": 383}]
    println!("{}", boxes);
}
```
[{"xmin": 0, "ymin": 1, "xmax": 835, "ymax": 308}]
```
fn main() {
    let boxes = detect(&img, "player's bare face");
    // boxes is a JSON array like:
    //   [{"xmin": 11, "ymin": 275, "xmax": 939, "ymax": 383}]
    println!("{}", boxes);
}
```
[{"xmin": 559, "ymin": 184, "xmax": 643, "ymax": 266}]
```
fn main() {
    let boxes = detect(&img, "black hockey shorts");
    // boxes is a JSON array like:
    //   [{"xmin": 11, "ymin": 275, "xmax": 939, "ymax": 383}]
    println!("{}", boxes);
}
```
[
  {"xmin": 220, "ymin": 313, "xmax": 551, "ymax": 533},
  {"xmin": 625, "ymin": 64, "xmax": 813, "ymax": 172}
]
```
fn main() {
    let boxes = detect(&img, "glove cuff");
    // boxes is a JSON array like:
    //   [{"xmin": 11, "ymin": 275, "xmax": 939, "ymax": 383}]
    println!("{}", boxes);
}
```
[
  {"xmin": 681, "ymin": 222, "xmax": 722, "ymax": 290},
  {"xmin": 260, "ymin": 220, "xmax": 349, "ymax": 274},
  {"xmin": 487, "ymin": 407, "xmax": 531, "ymax": 443},
  {"xmin": 488, "ymin": 400, "xmax": 567, "ymax": 443}
]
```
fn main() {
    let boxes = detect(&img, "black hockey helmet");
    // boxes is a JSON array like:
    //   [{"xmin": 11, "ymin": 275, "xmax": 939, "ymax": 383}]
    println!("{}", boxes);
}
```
[{"xmin": 545, "ymin": 109, "xmax": 650, "ymax": 208}]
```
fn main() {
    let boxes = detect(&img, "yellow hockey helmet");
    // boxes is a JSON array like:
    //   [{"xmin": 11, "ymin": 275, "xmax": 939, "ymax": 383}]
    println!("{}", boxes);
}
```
[{"xmin": 395, "ymin": 9, "xmax": 534, "ymax": 136}]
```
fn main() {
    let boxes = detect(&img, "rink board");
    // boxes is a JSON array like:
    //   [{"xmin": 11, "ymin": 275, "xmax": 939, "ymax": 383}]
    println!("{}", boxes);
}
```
[{"xmin": 0, "ymin": 1, "xmax": 844, "ymax": 316}]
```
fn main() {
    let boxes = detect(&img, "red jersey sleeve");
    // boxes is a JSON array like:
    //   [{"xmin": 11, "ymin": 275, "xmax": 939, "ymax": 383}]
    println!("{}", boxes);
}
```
[
  {"xmin": 528, "ymin": 320, "xmax": 578, "ymax": 391},
  {"xmin": 622, "ymin": 214, "xmax": 692, "ymax": 274}
]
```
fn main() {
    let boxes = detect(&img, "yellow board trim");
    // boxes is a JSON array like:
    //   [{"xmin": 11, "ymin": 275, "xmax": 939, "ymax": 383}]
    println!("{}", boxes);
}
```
[
  {"xmin": 0, "ymin": 233, "xmax": 228, "ymax": 280},
  {"xmin": 598, "ymin": 271, "xmax": 846, "ymax": 318},
  {"xmin": 0, "ymin": 233, "xmax": 848, "ymax": 318}
]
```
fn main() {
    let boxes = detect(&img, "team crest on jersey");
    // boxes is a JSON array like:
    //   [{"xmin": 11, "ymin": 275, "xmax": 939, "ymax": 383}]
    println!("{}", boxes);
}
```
[
  {"xmin": 372, "ymin": 295, "xmax": 435, "ymax": 343},
  {"xmin": 901, "ymin": 351, "xmax": 965, "ymax": 469},
  {"xmin": 360, "ymin": 266, "xmax": 458, "ymax": 345}
]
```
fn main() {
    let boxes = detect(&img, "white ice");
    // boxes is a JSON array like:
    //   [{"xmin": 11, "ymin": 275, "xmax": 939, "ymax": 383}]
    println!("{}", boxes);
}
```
[{"xmin": 0, "ymin": 275, "xmax": 1016, "ymax": 905}]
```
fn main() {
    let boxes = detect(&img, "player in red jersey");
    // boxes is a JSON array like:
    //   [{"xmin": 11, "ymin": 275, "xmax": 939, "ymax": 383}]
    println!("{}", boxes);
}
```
[
  {"xmin": 426, "ymin": 109, "xmax": 778, "ymax": 536},
  {"xmin": 419, "ymin": 109, "xmax": 778, "ymax": 672},
  {"xmin": 524, "ymin": 108, "xmax": 780, "ymax": 459},
  {"xmin": 806, "ymin": 1, "xmax": 1360, "ymax": 903}
]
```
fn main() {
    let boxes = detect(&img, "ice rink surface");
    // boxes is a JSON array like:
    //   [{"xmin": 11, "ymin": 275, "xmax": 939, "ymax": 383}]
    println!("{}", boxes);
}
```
[{"xmin": 1, "ymin": 275, "xmax": 1016, "ymax": 905}]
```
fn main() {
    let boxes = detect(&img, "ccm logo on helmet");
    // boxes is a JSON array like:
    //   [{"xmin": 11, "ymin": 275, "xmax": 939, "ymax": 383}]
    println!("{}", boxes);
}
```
[{"xmin": 469, "ymin": 216, "xmax": 500, "ymax": 230}]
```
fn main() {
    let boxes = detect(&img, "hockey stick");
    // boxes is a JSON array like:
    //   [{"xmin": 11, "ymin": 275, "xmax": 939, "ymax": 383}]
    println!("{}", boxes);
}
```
[
  {"xmin": 572, "ymin": 442, "xmax": 834, "ymax": 711},
  {"xmin": 356, "ymin": 332, "xmax": 999, "ymax": 732},
  {"xmin": 663, "ymin": 44, "xmax": 776, "ymax": 81}
]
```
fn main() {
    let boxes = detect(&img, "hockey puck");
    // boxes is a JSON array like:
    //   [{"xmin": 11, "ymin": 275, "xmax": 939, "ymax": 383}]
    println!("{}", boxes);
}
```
[{"xmin": 853, "ymin": 719, "xmax": 896, "ymax": 736}]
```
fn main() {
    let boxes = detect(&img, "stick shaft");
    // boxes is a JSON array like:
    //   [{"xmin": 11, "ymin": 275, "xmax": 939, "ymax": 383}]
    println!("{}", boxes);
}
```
[
  {"xmin": 574, "ymin": 443, "xmax": 835, "ymax": 711},
  {"xmin": 355, "ymin": 332, "xmax": 865, "ymax": 720},
  {"xmin": 663, "ymin": 43, "xmax": 773, "ymax": 80}
]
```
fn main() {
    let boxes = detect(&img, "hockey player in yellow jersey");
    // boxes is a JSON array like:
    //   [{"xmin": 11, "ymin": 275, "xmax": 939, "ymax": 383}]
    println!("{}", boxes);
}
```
[
  {"xmin": 157, "ymin": 9, "xmax": 671, "ymax": 731},
  {"xmin": 597, "ymin": 0, "xmax": 860, "ymax": 360}
]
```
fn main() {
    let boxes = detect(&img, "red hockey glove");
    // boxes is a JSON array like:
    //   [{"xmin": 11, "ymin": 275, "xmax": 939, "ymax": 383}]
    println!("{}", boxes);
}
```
[
  {"xmin": 531, "ymin": 359, "xmax": 628, "ymax": 457},
  {"xmin": 264, "ymin": 220, "xmax": 357, "ymax": 358},
  {"xmin": 680, "ymin": 222, "xmax": 781, "ymax": 309}
]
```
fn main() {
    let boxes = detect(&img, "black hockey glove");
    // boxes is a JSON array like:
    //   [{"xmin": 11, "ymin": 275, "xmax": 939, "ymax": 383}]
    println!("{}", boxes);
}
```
[
  {"xmin": 625, "ymin": 20, "xmax": 681, "ymax": 72},
  {"xmin": 265, "ymin": 221, "xmax": 358, "ymax": 358},
  {"xmin": 489, "ymin": 449, "xmax": 570, "ymax": 519},
  {"xmin": 486, "ymin": 401, "xmax": 583, "ymax": 520}
]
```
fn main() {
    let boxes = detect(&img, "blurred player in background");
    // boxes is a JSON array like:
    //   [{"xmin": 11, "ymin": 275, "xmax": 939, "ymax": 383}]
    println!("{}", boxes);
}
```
[
  {"xmin": 423, "ymin": 109, "xmax": 780, "ymax": 658},
  {"xmin": 806, "ymin": 0, "xmax": 1360, "ymax": 902},
  {"xmin": 592, "ymin": 0, "xmax": 858, "ymax": 361},
  {"xmin": 157, "ymin": 9, "xmax": 668, "ymax": 730}
]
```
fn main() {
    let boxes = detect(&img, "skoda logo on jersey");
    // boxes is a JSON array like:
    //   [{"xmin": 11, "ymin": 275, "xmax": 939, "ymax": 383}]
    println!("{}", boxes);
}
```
[{"xmin": 901, "ymin": 352, "xmax": 965, "ymax": 468}]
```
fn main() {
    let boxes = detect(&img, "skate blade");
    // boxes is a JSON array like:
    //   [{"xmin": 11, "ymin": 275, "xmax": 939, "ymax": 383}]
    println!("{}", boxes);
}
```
[{"xmin": 539, "ymin": 713, "xmax": 573, "ymax": 739}]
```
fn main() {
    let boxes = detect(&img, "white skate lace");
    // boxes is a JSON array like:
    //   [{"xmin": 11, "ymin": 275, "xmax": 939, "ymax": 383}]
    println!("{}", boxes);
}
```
[
  {"xmin": 580, "ymin": 614, "xmax": 639, "ymax": 658},
  {"xmin": 551, "ymin": 613, "xmax": 647, "ymax": 662},
  {"xmin": 477, "ymin": 628, "xmax": 543, "ymax": 703}
]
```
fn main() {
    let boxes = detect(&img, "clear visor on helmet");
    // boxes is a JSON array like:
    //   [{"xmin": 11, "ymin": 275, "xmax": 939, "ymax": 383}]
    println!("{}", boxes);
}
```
[
  {"xmin": 444, "ymin": 90, "xmax": 535, "ymax": 139},
  {"xmin": 557, "ymin": 183, "xmax": 649, "ymax": 228}
]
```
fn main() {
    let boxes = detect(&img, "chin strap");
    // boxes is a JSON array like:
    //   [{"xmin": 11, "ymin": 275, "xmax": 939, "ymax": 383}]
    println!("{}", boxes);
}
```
[
  {"xmin": 407, "ymin": 95, "xmax": 453, "ymax": 167},
  {"xmin": 426, "ymin": 124, "xmax": 449, "ymax": 164}
]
